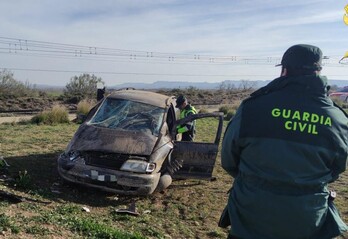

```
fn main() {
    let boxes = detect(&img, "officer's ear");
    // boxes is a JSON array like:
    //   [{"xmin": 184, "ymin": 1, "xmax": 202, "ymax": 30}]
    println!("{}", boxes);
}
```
[{"xmin": 281, "ymin": 67, "xmax": 287, "ymax": 77}]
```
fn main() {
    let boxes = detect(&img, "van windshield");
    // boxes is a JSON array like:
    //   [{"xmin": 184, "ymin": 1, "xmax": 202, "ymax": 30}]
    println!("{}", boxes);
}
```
[{"xmin": 88, "ymin": 98, "xmax": 165, "ymax": 136}]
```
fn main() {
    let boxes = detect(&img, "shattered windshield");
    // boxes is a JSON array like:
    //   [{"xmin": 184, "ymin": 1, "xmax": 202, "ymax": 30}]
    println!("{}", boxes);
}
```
[{"xmin": 88, "ymin": 98, "xmax": 165, "ymax": 136}]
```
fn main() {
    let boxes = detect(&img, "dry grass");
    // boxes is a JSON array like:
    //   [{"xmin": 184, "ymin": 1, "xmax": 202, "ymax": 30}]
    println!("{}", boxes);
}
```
[
  {"xmin": 76, "ymin": 99, "xmax": 95, "ymax": 116},
  {"xmin": 31, "ymin": 105, "xmax": 69, "ymax": 125}
]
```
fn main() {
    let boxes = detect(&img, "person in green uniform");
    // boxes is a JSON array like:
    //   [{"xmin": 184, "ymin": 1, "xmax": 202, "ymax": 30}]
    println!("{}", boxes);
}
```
[
  {"xmin": 220, "ymin": 44, "xmax": 348, "ymax": 239},
  {"xmin": 175, "ymin": 95, "xmax": 197, "ymax": 141}
]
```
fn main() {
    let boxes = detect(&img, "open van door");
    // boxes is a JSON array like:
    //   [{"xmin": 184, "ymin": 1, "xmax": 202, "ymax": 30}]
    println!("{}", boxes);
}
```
[{"xmin": 170, "ymin": 112, "xmax": 224, "ymax": 179}]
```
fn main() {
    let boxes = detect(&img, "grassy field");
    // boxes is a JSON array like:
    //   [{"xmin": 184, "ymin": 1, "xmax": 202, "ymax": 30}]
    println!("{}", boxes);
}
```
[
  {"xmin": 0, "ymin": 119, "xmax": 232, "ymax": 239},
  {"xmin": 0, "ymin": 120, "xmax": 347, "ymax": 239}
]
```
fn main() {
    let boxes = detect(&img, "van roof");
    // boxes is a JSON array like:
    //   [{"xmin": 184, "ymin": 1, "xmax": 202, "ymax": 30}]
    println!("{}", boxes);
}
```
[{"xmin": 107, "ymin": 89, "xmax": 175, "ymax": 108}]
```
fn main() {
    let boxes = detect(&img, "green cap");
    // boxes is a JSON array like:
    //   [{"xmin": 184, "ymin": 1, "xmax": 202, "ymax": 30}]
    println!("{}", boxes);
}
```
[{"xmin": 276, "ymin": 44, "xmax": 322, "ymax": 70}]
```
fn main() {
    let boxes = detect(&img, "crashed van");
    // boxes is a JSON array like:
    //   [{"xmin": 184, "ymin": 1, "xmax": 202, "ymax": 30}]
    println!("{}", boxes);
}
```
[{"xmin": 57, "ymin": 89, "xmax": 223, "ymax": 195}]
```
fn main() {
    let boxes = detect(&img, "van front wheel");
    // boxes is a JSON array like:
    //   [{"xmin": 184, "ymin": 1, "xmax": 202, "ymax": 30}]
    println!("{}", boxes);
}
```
[{"xmin": 155, "ymin": 173, "xmax": 172, "ymax": 193}]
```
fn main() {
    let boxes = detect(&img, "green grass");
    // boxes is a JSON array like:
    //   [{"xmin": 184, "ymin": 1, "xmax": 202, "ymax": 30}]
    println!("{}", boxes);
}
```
[
  {"xmin": 0, "ymin": 120, "xmax": 347, "ymax": 239},
  {"xmin": 0, "ymin": 121, "xmax": 231, "ymax": 238},
  {"xmin": 0, "ymin": 213, "xmax": 20, "ymax": 234}
]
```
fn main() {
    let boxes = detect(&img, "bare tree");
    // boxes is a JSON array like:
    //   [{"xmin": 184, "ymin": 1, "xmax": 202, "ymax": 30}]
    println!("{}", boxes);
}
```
[{"xmin": 239, "ymin": 80, "xmax": 257, "ymax": 91}]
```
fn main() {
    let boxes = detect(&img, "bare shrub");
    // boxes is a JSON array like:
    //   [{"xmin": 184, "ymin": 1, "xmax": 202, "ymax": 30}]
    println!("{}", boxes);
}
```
[
  {"xmin": 219, "ymin": 103, "xmax": 241, "ymax": 120},
  {"xmin": 218, "ymin": 105, "xmax": 232, "ymax": 115},
  {"xmin": 0, "ymin": 69, "xmax": 39, "ymax": 98}
]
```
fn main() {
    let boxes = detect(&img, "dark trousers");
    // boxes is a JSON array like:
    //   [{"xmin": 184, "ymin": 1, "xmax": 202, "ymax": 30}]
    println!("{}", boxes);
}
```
[{"xmin": 182, "ymin": 131, "xmax": 195, "ymax": 141}]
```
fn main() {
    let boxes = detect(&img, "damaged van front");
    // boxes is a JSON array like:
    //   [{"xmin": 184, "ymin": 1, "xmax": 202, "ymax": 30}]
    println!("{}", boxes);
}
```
[
  {"xmin": 58, "ymin": 89, "xmax": 224, "ymax": 195},
  {"xmin": 58, "ymin": 90, "xmax": 175, "ymax": 195}
]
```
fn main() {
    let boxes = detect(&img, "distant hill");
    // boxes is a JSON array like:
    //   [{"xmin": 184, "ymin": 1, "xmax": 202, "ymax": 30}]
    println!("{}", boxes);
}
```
[
  {"xmin": 111, "ymin": 79, "xmax": 348, "ymax": 89},
  {"xmin": 111, "ymin": 80, "xmax": 269, "ymax": 90},
  {"xmin": 328, "ymin": 80, "xmax": 348, "ymax": 88},
  {"xmin": 34, "ymin": 84, "xmax": 64, "ymax": 90},
  {"xmin": 35, "ymin": 79, "xmax": 348, "ymax": 90}
]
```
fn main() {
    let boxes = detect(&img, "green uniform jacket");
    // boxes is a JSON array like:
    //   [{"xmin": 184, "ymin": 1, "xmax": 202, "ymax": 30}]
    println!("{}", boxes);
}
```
[{"xmin": 221, "ymin": 75, "xmax": 348, "ymax": 239}]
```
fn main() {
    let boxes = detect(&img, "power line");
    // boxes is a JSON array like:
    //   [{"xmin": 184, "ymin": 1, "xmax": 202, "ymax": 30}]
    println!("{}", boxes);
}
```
[
  {"xmin": 4, "ymin": 36, "xmax": 344, "ymax": 66},
  {"xmin": 0, "ymin": 51, "xmax": 256, "ymax": 66},
  {"xmin": 1, "ymin": 49, "xmax": 346, "ymax": 67},
  {"xmin": 0, "ymin": 36, "xmax": 347, "ymax": 81},
  {"xmin": 1, "ymin": 36, "xmax": 347, "ymax": 66}
]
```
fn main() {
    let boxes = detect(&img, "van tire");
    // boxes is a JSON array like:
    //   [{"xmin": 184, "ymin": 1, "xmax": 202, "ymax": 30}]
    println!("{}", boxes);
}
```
[{"xmin": 155, "ymin": 173, "xmax": 172, "ymax": 193}]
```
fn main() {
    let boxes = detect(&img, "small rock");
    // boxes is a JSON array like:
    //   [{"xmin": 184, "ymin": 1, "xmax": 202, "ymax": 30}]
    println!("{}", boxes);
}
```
[{"xmin": 82, "ymin": 206, "xmax": 90, "ymax": 212}]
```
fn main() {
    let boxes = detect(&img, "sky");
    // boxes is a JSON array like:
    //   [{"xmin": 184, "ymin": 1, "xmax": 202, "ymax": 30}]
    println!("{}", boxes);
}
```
[{"xmin": 1, "ymin": 0, "xmax": 348, "ymax": 87}]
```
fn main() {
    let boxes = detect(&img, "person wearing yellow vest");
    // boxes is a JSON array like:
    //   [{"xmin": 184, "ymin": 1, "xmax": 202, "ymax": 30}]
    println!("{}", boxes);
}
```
[{"xmin": 175, "ymin": 95, "xmax": 197, "ymax": 141}]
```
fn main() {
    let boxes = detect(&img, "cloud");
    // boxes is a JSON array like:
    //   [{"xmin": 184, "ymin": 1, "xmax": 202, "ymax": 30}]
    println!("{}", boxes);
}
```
[{"xmin": 0, "ymin": 0, "xmax": 347, "ymax": 85}]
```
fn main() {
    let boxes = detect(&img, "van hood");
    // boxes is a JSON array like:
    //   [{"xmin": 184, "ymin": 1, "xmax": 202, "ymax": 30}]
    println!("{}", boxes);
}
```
[{"xmin": 66, "ymin": 124, "xmax": 158, "ymax": 156}]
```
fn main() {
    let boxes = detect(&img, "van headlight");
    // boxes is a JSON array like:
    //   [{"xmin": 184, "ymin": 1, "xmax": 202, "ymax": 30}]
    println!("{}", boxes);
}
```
[
  {"xmin": 68, "ymin": 151, "xmax": 82, "ymax": 161},
  {"xmin": 121, "ymin": 160, "xmax": 156, "ymax": 173}
]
